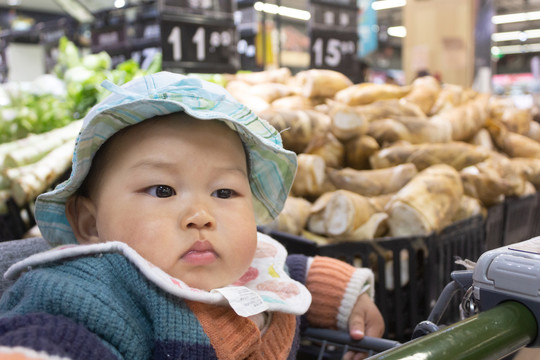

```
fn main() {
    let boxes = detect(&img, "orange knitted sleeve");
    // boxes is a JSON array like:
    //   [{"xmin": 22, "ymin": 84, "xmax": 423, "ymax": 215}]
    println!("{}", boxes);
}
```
[
  {"xmin": 305, "ymin": 256, "xmax": 374, "ymax": 330},
  {"xmin": 0, "ymin": 347, "xmax": 54, "ymax": 360}
]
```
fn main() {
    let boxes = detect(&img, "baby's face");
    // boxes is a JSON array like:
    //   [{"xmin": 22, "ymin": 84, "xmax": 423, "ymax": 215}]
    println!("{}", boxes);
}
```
[{"xmin": 88, "ymin": 115, "xmax": 258, "ymax": 291}]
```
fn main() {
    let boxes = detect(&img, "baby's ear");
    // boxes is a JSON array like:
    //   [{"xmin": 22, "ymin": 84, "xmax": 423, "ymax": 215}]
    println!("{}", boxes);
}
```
[{"xmin": 65, "ymin": 195, "xmax": 100, "ymax": 244}]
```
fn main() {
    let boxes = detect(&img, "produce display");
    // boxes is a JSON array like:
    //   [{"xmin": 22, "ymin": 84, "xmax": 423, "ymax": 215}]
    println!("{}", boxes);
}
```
[
  {"xmin": 225, "ymin": 68, "xmax": 540, "ymax": 243},
  {"xmin": 2, "ymin": 55, "xmax": 539, "ymax": 246},
  {"xmin": 0, "ymin": 121, "xmax": 81, "ymax": 211}
]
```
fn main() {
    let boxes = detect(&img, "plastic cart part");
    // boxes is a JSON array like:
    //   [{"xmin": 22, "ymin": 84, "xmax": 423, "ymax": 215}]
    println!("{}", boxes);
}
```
[
  {"xmin": 366, "ymin": 301, "xmax": 537, "ymax": 360},
  {"xmin": 473, "ymin": 236, "xmax": 540, "ymax": 346}
]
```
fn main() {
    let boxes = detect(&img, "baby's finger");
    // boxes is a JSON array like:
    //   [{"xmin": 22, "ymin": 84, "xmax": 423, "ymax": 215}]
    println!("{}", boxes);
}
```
[
  {"xmin": 344, "ymin": 350, "xmax": 368, "ymax": 360},
  {"xmin": 349, "ymin": 318, "xmax": 366, "ymax": 340},
  {"xmin": 364, "ymin": 311, "xmax": 385, "ymax": 338}
]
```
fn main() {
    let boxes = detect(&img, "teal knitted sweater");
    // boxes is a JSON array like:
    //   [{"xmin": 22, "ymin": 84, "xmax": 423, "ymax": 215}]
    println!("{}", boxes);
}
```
[{"xmin": 0, "ymin": 253, "xmax": 303, "ymax": 359}]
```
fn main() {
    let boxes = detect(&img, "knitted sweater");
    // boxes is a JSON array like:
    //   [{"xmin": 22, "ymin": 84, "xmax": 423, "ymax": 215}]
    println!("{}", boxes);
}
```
[{"xmin": 0, "ymin": 247, "xmax": 373, "ymax": 359}]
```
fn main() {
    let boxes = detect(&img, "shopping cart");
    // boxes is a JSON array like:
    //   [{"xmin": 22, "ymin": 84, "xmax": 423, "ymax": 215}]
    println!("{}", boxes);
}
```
[
  {"xmin": 300, "ymin": 237, "xmax": 540, "ymax": 360},
  {"xmin": 1, "ymin": 237, "xmax": 538, "ymax": 360}
]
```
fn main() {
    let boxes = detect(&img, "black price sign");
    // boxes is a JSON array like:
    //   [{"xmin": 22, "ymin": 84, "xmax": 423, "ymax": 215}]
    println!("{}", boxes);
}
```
[
  {"xmin": 161, "ymin": 19, "xmax": 235, "ymax": 71},
  {"xmin": 311, "ymin": 0, "xmax": 356, "ymax": 6},
  {"xmin": 161, "ymin": 0, "xmax": 232, "ymax": 12},
  {"xmin": 310, "ymin": 29, "xmax": 357, "ymax": 73},
  {"xmin": 309, "ymin": 0, "xmax": 358, "ymax": 77}
]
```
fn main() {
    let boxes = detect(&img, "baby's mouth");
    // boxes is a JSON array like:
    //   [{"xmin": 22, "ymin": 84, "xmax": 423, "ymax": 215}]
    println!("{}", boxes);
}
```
[{"xmin": 181, "ymin": 241, "xmax": 218, "ymax": 265}]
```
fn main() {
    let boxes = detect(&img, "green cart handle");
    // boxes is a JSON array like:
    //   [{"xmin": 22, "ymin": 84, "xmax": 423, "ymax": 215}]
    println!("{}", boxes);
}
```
[{"xmin": 367, "ymin": 301, "xmax": 537, "ymax": 360}]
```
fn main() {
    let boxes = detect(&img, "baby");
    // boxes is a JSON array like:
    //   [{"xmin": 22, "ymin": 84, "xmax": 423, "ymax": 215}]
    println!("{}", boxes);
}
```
[{"xmin": 0, "ymin": 72, "xmax": 383, "ymax": 360}]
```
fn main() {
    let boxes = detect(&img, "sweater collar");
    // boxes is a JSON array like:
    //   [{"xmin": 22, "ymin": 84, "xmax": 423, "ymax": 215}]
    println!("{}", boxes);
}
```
[{"xmin": 5, "ymin": 233, "xmax": 311, "ymax": 317}]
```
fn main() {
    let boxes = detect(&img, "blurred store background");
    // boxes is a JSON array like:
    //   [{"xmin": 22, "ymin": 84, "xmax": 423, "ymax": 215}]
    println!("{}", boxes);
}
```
[
  {"xmin": 1, "ymin": 0, "xmax": 540, "ymax": 105},
  {"xmin": 4, "ymin": 2, "xmax": 540, "ymax": 353}
]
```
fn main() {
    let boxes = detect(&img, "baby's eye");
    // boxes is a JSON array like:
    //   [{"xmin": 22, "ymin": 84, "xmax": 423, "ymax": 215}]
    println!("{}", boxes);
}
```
[
  {"xmin": 212, "ymin": 189, "xmax": 236, "ymax": 199},
  {"xmin": 146, "ymin": 185, "xmax": 176, "ymax": 198}
]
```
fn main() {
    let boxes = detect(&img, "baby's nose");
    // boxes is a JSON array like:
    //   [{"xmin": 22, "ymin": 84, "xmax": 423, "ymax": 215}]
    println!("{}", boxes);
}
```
[{"xmin": 181, "ymin": 208, "xmax": 216, "ymax": 230}]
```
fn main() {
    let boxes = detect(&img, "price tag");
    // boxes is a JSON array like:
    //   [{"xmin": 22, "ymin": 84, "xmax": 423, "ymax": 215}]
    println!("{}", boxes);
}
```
[
  {"xmin": 159, "ymin": 0, "xmax": 233, "ymax": 20},
  {"xmin": 160, "ymin": 19, "xmax": 236, "ymax": 72},
  {"xmin": 213, "ymin": 286, "xmax": 269, "ymax": 317},
  {"xmin": 40, "ymin": 28, "xmax": 66, "ymax": 45},
  {"xmin": 104, "ymin": 45, "xmax": 161, "ymax": 69},
  {"xmin": 310, "ymin": 29, "xmax": 357, "ymax": 74},
  {"xmin": 142, "ymin": 23, "xmax": 160, "ymax": 40},
  {"xmin": 92, "ymin": 27, "xmax": 125, "ymax": 50},
  {"xmin": 130, "ymin": 47, "xmax": 161, "ymax": 69},
  {"xmin": 237, "ymin": 34, "xmax": 262, "ymax": 71},
  {"xmin": 311, "ymin": 3, "xmax": 356, "ymax": 32}
]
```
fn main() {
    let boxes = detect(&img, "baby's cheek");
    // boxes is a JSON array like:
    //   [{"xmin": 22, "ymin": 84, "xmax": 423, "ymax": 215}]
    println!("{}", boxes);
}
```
[
  {"xmin": 107, "ymin": 216, "xmax": 157, "ymax": 244},
  {"xmin": 238, "ymin": 235, "xmax": 258, "ymax": 271}
]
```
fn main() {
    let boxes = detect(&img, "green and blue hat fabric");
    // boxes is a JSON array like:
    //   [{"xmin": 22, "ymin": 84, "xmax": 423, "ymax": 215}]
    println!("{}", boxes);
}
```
[{"xmin": 35, "ymin": 72, "xmax": 297, "ymax": 246}]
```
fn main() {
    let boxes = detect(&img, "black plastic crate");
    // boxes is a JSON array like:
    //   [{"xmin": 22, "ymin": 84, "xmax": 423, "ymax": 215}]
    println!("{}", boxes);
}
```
[
  {"xmin": 259, "ymin": 227, "xmax": 429, "ymax": 341},
  {"xmin": 0, "ymin": 198, "xmax": 34, "ymax": 242},
  {"xmin": 257, "ymin": 227, "xmax": 319, "ymax": 256},
  {"xmin": 426, "ymin": 215, "xmax": 486, "ymax": 326},
  {"xmin": 534, "ymin": 194, "xmax": 540, "ymax": 239},
  {"xmin": 503, "ymin": 193, "xmax": 539, "ymax": 246},
  {"xmin": 0, "ymin": 169, "xmax": 71, "ymax": 242},
  {"xmin": 317, "ymin": 235, "xmax": 429, "ymax": 342},
  {"xmin": 485, "ymin": 202, "xmax": 505, "ymax": 250},
  {"xmin": 263, "ymin": 215, "xmax": 486, "ymax": 342}
]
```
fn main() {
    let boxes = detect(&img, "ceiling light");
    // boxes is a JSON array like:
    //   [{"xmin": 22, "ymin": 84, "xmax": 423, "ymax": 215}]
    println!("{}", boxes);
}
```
[
  {"xmin": 492, "ymin": 29, "xmax": 540, "ymax": 42},
  {"xmin": 114, "ymin": 0, "xmax": 126, "ymax": 8},
  {"xmin": 253, "ymin": 2, "xmax": 310, "ymax": 21},
  {"xmin": 254, "ymin": 2, "xmax": 278, "ymax": 14},
  {"xmin": 387, "ymin": 26, "xmax": 406, "ymax": 37},
  {"xmin": 492, "ymin": 10, "xmax": 540, "ymax": 24},
  {"xmin": 527, "ymin": 29, "xmax": 540, "ymax": 38},
  {"xmin": 54, "ymin": 0, "xmax": 95, "ymax": 23},
  {"xmin": 492, "ymin": 43, "xmax": 540, "ymax": 55},
  {"xmin": 371, "ymin": 0, "xmax": 406, "ymax": 11},
  {"xmin": 492, "ymin": 31, "xmax": 522, "ymax": 42},
  {"xmin": 279, "ymin": 6, "xmax": 310, "ymax": 20}
]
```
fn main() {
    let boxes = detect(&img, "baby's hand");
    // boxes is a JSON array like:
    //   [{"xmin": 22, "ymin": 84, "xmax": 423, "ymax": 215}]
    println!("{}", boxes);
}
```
[{"xmin": 343, "ymin": 292, "xmax": 385, "ymax": 360}]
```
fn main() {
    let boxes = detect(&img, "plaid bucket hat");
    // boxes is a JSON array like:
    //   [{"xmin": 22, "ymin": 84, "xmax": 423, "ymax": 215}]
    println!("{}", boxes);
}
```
[{"xmin": 35, "ymin": 71, "xmax": 297, "ymax": 246}]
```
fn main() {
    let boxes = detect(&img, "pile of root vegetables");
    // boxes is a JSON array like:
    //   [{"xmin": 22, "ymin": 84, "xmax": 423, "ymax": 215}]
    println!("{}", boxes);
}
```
[
  {"xmin": 0, "ymin": 121, "xmax": 82, "ymax": 214},
  {"xmin": 226, "ymin": 68, "xmax": 540, "ymax": 243}
]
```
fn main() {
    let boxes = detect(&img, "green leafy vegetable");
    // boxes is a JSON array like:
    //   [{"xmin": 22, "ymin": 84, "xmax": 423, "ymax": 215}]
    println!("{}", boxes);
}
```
[{"xmin": 0, "ymin": 37, "xmax": 163, "ymax": 143}]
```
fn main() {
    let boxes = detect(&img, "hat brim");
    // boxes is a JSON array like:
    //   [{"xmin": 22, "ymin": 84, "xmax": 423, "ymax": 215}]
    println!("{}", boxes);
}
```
[{"xmin": 35, "ymin": 73, "xmax": 297, "ymax": 246}]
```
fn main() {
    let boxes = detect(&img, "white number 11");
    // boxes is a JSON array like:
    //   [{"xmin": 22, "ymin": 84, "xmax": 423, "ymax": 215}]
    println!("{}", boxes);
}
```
[
  {"xmin": 167, "ymin": 26, "xmax": 207, "ymax": 62},
  {"xmin": 167, "ymin": 26, "xmax": 182, "ymax": 61},
  {"xmin": 193, "ymin": 27, "xmax": 205, "ymax": 61}
]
